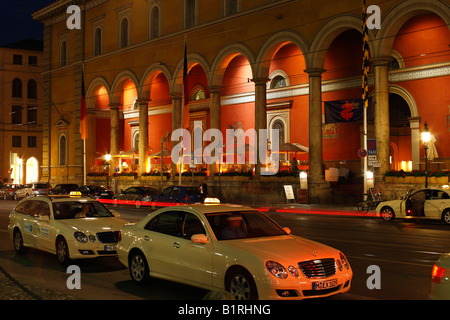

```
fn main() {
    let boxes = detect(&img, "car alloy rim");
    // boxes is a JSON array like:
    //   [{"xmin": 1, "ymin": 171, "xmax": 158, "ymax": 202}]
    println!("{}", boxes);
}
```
[
  {"xmin": 131, "ymin": 255, "xmax": 145, "ymax": 281},
  {"xmin": 382, "ymin": 208, "xmax": 392, "ymax": 220},
  {"xmin": 229, "ymin": 274, "xmax": 251, "ymax": 300},
  {"xmin": 444, "ymin": 212, "xmax": 450, "ymax": 224}
]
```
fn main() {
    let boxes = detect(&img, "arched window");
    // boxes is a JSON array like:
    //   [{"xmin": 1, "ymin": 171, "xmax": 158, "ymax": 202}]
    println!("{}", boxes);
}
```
[
  {"xmin": 185, "ymin": 0, "xmax": 197, "ymax": 28},
  {"xmin": 272, "ymin": 119, "xmax": 285, "ymax": 146},
  {"xmin": 270, "ymin": 75, "xmax": 287, "ymax": 89},
  {"xmin": 60, "ymin": 40, "xmax": 67, "ymax": 66},
  {"xmin": 12, "ymin": 78, "xmax": 22, "ymax": 98},
  {"xmin": 94, "ymin": 27, "xmax": 102, "ymax": 56},
  {"xmin": 59, "ymin": 134, "xmax": 67, "ymax": 165},
  {"xmin": 150, "ymin": 6, "xmax": 160, "ymax": 39},
  {"xmin": 120, "ymin": 17, "xmax": 129, "ymax": 48},
  {"xmin": 27, "ymin": 79, "xmax": 37, "ymax": 99}
]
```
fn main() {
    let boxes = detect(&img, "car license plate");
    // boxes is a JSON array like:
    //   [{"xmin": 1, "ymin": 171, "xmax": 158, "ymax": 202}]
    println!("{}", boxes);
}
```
[
  {"xmin": 104, "ymin": 245, "xmax": 116, "ymax": 251},
  {"xmin": 101, "ymin": 193, "xmax": 108, "ymax": 196},
  {"xmin": 312, "ymin": 278, "xmax": 338, "ymax": 290}
]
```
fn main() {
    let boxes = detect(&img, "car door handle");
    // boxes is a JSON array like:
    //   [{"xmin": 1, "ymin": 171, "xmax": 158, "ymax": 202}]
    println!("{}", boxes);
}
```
[
  {"xmin": 173, "ymin": 242, "xmax": 180, "ymax": 249},
  {"xmin": 143, "ymin": 236, "xmax": 150, "ymax": 241}
]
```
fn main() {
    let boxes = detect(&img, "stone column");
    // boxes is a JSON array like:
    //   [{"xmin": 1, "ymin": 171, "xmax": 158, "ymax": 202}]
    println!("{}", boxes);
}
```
[
  {"xmin": 409, "ymin": 117, "xmax": 421, "ymax": 170},
  {"xmin": 373, "ymin": 57, "xmax": 391, "ymax": 181},
  {"xmin": 305, "ymin": 68, "xmax": 330, "ymax": 203},
  {"xmin": 137, "ymin": 99, "xmax": 149, "ymax": 176},
  {"xmin": 109, "ymin": 103, "xmax": 121, "ymax": 175},
  {"xmin": 253, "ymin": 78, "xmax": 269, "ymax": 178},
  {"xmin": 208, "ymin": 86, "xmax": 223, "ymax": 177}
]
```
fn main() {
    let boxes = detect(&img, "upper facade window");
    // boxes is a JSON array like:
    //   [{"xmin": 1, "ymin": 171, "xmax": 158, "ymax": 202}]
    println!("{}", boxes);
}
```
[
  {"xmin": 13, "ymin": 54, "xmax": 22, "ymax": 65},
  {"xmin": 60, "ymin": 40, "xmax": 67, "ymax": 66},
  {"xmin": 119, "ymin": 17, "xmax": 129, "ymax": 48},
  {"xmin": 149, "ymin": 5, "xmax": 161, "ymax": 39},
  {"xmin": 94, "ymin": 27, "xmax": 102, "ymax": 56},
  {"xmin": 12, "ymin": 78, "xmax": 22, "ymax": 98}
]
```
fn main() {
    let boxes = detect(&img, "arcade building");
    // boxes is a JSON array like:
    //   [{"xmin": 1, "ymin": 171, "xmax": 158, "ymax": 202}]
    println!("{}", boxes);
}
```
[{"xmin": 32, "ymin": 0, "xmax": 450, "ymax": 204}]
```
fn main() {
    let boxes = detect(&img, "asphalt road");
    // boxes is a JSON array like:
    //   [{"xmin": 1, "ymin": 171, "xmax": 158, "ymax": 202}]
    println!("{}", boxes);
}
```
[{"xmin": 0, "ymin": 199, "xmax": 449, "ymax": 300}]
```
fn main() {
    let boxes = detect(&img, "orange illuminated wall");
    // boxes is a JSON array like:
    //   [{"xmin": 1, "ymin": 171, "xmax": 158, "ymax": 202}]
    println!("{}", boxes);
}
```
[
  {"xmin": 393, "ymin": 13, "xmax": 450, "ymax": 68},
  {"xmin": 122, "ymin": 81, "xmax": 137, "ymax": 111}
]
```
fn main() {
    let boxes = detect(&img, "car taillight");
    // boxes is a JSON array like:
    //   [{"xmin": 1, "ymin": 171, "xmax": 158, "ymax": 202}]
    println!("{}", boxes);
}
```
[
  {"xmin": 431, "ymin": 265, "xmax": 445, "ymax": 283},
  {"xmin": 117, "ymin": 230, "xmax": 122, "ymax": 242},
  {"xmin": 183, "ymin": 195, "xmax": 189, "ymax": 201}
]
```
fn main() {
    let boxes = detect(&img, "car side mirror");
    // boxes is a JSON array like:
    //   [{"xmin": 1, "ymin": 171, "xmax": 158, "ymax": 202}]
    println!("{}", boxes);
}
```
[
  {"xmin": 283, "ymin": 227, "xmax": 291, "ymax": 235},
  {"xmin": 191, "ymin": 234, "xmax": 208, "ymax": 244}
]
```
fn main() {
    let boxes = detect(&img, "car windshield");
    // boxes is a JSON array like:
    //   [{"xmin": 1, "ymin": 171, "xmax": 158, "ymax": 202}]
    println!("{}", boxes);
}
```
[
  {"xmin": 205, "ymin": 210, "xmax": 287, "ymax": 240},
  {"xmin": 53, "ymin": 201, "xmax": 113, "ymax": 220}
]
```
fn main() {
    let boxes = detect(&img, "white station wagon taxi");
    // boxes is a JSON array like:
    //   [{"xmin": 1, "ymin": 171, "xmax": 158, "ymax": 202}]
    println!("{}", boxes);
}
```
[
  {"xmin": 8, "ymin": 194, "xmax": 127, "ymax": 265},
  {"xmin": 376, "ymin": 188, "xmax": 450, "ymax": 225},
  {"xmin": 117, "ymin": 200, "xmax": 353, "ymax": 300}
]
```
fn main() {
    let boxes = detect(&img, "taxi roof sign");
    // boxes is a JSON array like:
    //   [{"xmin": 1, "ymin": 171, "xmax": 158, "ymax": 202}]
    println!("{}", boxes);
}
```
[
  {"xmin": 69, "ymin": 191, "xmax": 82, "ymax": 196},
  {"xmin": 204, "ymin": 197, "xmax": 220, "ymax": 204}
]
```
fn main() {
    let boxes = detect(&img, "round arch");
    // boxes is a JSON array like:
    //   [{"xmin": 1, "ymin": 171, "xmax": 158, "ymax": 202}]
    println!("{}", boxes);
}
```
[
  {"xmin": 309, "ymin": 14, "xmax": 375, "ymax": 69},
  {"xmin": 110, "ymin": 69, "xmax": 140, "ymax": 105},
  {"xmin": 86, "ymin": 76, "xmax": 111, "ymax": 109},
  {"xmin": 210, "ymin": 42, "xmax": 256, "ymax": 87},
  {"xmin": 172, "ymin": 52, "xmax": 211, "ymax": 94},
  {"xmin": 255, "ymin": 29, "xmax": 310, "ymax": 78},
  {"xmin": 139, "ymin": 62, "xmax": 172, "ymax": 99},
  {"xmin": 375, "ymin": 0, "xmax": 450, "ymax": 57}
]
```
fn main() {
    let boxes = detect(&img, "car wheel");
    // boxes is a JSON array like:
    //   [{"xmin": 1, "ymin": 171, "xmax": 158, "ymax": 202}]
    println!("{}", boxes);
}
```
[
  {"xmin": 226, "ymin": 267, "xmax": 258, "ymax": 300},
  {"xmin": 13, "ymin": 229, "xmax": 26, "ymax": 253},
  {"xmin": 442, "ymin": 210, "xmax": 450, "ymax": 225},
  {"xmin": 56, "ymin": 237, "xmax": 71, "ymax": 265},
  {"xmin": 380, "ymin": 206, "xmax": 395, "ymax": 222},
  {"xmin": 129, "ymin": 250, "xmax": 150, "ymax": 284}
]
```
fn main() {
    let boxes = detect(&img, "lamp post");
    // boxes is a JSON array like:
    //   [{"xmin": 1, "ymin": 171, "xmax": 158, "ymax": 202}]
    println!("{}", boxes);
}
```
[
  {"xmin": 421, "ymin": 122, "xmax": 431, "ymax": 188},
  {"xmin": 105, "ymin": 151, "xmax": 112, "ymax": 189}
]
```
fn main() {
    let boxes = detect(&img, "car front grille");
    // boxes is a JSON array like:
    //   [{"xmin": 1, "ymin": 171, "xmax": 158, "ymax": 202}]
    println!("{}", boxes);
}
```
[
  {"xmin": 298, "ymin": 258, "xmax": 336, "ymax": 278},
  {"xmin": 96, "ymin": 231, "xmax": 119, "ymax": 243}
]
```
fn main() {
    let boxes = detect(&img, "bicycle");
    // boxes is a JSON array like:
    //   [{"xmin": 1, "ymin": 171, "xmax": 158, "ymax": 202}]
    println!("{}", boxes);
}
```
[{"xmin": 356, "ymin": 187, "xmax": 382, "ymax": 213}]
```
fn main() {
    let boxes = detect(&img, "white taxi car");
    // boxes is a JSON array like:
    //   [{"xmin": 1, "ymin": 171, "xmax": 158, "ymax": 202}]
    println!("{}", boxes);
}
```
[
  {"xmin": 117, "ymin": 200, "xmax": 352, "ymax": 300},
  {"xmin": 8, "ymin": 194, "xmax": 127, "ymax": 265},
  {"xmin": 376, "ymin": 188, "xmax": 450, "ymax": 225}
]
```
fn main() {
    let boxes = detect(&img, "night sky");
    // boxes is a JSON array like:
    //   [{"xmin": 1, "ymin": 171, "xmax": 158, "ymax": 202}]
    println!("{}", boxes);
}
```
[{"xmin": 0, "ymin": 0, "xmax": 57, "ymax": 46}]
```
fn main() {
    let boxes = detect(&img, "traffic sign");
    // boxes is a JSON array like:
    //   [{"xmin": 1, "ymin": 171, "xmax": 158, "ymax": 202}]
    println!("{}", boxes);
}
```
[
  {"xmin": 367, "ymin": 139, "xmax": 377, "ymax": 155},
  {"xmin": 358, "ymin": 148, "xmax": 367, "ymax": 158}
]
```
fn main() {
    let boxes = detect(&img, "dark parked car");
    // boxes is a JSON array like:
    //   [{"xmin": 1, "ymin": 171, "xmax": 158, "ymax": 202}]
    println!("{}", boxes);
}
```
[
  {"xmin": 113, "ymin": 186, "xmax": 158, "ymax": 208},
  {"xmin": 50, "ymin": 184, "xmax": 80, "ymax": 195},
  {"xmin": 0, "ymin": 184, "xmax": 21, "ymax": 200},
  {"xmin": 152, "ymin": 185, "xmax": 205, "ymax": 206},
  {"xmin": 79, "ymin": 185, "xmax": 114, "ymax": 199}
]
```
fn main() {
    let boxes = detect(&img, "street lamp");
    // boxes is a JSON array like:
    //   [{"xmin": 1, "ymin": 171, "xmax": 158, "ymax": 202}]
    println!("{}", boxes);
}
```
[
  {"xmin": 105, "ymin": 151, "xmax": 112, "ymax": 189},
  {"xmin": 421, "ymin": 122, "xmax": 431, "ymax": 188}
]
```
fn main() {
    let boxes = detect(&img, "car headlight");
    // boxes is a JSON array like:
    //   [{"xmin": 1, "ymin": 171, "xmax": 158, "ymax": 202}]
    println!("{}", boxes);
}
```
[
  {"xmin": 74, "ymin": 231, "xmax": 88, "ymax": 243},
  {"xmin": 265, "ymin": 261, "xmax": 288, "ymax": 279},
  {"xmin": 339, "ymin": 252, "xmax": 350, "ymax": 270}
]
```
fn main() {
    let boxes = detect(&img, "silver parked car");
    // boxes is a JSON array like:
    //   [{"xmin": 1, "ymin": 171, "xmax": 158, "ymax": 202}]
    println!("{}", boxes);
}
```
[{"xmin": 14, "ymin": 182, "xmax": 52, "ymax": 199}]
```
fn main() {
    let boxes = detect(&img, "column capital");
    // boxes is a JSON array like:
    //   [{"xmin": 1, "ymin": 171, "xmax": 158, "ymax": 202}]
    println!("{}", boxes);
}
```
[
  {"xmin": 304, "ymin": 68, "xmax": 326, "ymax": 77},
  {"xmin": 136, "ymin": 98, "xmax": 150, "ymax": 105},
  {"xmin": 208, "ymin": 85, "xmax": 224, "ymax": 94},
  {"xmin": 108, "ymin": 103, "xmax": 121, "ymax": 110},
  {"xmin": 371, "ymin": 56, "xmax": 392, "ymax": 67},
  {"xmin": 251, "ymin": 78, "xmax": 270, "ymax": 86}
]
